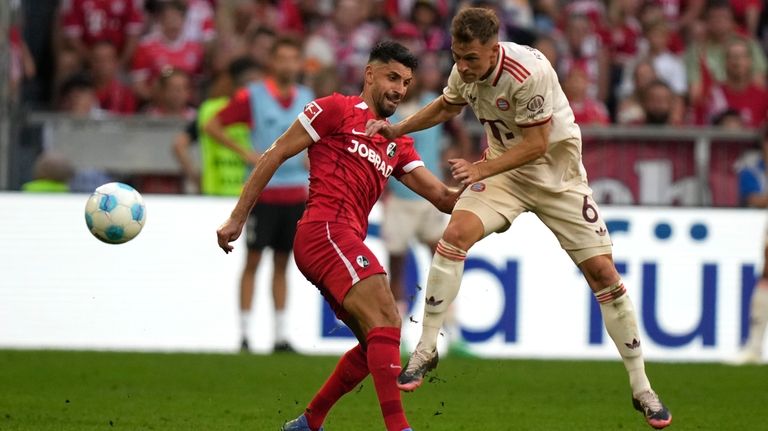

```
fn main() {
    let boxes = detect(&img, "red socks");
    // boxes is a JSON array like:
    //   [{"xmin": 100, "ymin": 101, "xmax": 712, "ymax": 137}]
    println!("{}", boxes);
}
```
[
  {"xmin": 366, "ymin": 327, "xmax": 410, "ymax": 431},
  {"xmin": 304, "ymin": 327, "xmax": 410, "ymax": 431},
  {"xmin": 305, "ymin": 344, "xmax": 369, "ymax": 430}
]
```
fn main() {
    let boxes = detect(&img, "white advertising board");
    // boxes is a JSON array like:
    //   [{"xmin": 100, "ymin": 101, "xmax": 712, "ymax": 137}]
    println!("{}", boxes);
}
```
[{"xmin": 0, "ymin": 193, "xmax": 763, "ymax": 361}]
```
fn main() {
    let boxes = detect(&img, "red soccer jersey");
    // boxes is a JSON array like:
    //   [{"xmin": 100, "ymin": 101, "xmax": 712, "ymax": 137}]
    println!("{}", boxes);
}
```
[
  {"xmin": 130, "ymin": 33, "xmax": 204, "ymax": 84},
  {"xmin": 96, "ymin": 79, "xmax": 136, "ymax": 114},
  {"xmin": 60, "ymin": 0, "xmax": 143, "ymax": 53},
  {"xmin": 724, "ymin": 84, "xmax": 768, "ymax": 128},
  {"xmin": 297, "ymin": 94, "xmax": 424, "ymax": 237}
]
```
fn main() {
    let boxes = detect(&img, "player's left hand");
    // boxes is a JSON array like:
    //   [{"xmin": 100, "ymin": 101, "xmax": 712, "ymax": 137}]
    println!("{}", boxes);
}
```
[
  {"xmin": 216, "ymin": 218, "xmax": 245, "ymax": 254},
  {"xmin": 448, "ymin": 158, "xmax": 485, "ymax": 185}
]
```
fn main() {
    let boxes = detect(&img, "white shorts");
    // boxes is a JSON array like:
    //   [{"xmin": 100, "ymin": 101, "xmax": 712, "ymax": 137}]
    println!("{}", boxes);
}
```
[
  {"xmin": 381, "ymin": 195, "xmax": 447, "ymax": 254},
  {"xmin": 454, "ymin": 172, "xmax": 613, "ymax": 264}
]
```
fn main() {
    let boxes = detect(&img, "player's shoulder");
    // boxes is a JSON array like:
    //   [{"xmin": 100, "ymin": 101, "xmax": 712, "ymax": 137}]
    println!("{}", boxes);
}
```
[
  {"xmin": 396, "ymin": 134, "xmax": 415, "ymax": 146},
  {"xmin": 496, "ymin": 41, "xmax": 551, "ymax": 84}
]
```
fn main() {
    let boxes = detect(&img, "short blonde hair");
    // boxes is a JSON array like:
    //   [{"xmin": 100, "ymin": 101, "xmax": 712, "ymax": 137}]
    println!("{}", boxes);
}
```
[{"xmin": 451, "ymin": 7, "xmax": 500, "ymax": 44}]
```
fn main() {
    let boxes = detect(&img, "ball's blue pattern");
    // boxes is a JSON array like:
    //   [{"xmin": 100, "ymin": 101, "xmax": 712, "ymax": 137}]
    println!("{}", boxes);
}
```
[
  {"xmin": 99, "ymin": 194, "xmax": 117, "ymax": 212},
  {"xmin": 116, "ymin": 182, "xmax": 135, "ymax": 191},
  {"xmin": 105, "ymin": 225, "xmax": 125, "ymax": 241},
  {"xmin": 131, "ymin": 203, "xmax": 144, "ymax": 221},
  {"xmin": 85, "ymin": 213, "xmax": 94, "ymax": 230}
]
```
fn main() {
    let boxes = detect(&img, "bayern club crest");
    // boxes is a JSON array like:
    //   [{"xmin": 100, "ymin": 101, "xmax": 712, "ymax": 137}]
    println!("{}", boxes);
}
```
[
  {"xmin": 470, "ymin": 182, "xmax": 486, "ymax": 192},
  {"xmin": 387, "ymin": 142, "xmax": 397, "ymax": 158},
  {"xmin": 495, "ymin": 97, "xmax": 510, "ymax": 111}
]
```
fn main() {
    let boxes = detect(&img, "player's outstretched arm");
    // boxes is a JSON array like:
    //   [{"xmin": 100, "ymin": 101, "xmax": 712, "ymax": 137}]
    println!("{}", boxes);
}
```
[
  {"xmin": 216, "ymin": 120, "xmax": 313, "ymax": 253},
  {"xmin": 399, "ymin": 166, "xmax": 464, "ymax": 214},
  {"xmin": 365, "ymin": 95, "xmax": 464, "ymax": 140},
  {"xmin": 449, "ymin": 120, "xmax": 550, "ymax": 185}
]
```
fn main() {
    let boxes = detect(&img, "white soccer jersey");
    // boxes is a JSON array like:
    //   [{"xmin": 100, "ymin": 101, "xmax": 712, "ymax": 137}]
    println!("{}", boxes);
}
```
[{"xmin": 444, "ymin": 41, "xmax": 586, "ymax": 192}]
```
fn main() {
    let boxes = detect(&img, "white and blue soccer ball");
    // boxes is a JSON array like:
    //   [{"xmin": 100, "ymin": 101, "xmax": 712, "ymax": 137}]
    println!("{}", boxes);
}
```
[{"xmin": 84, "ymin": 182, "xmax": 146, "ymax": 244}]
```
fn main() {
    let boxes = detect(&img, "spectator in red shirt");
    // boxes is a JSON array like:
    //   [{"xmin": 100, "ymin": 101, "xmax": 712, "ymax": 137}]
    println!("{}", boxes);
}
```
[
  {"xmin": 704, "ymin": 38, "xmax": 768, "ymax": 128},
  {"xmin": 144, "ymin": 69, "xmax": 197, "ymax": 121},
  {"xmin": 559, "ymin": 14, "xmax": 611, "ymax": 103},
  {"xmin": 730, "ymin": 0, "xmax": 763, "ymax": 35},
  {"xmin": 304, "ymin": 0, "xmax": 384, "ymax": 94},
  {"xmin": 59, "ymin": 0, "xmax": 144, "ymax": 67},
  {"xmin": 564, "ymin": 68, "xmax": 610, "ymax": 125},
  {"xmin": 131, "ymin": 0, "xmax": 205, "ymax": 101},
  {"xmin": 90, "ymin": 41, "xmax": 136, "ymax": 115}
]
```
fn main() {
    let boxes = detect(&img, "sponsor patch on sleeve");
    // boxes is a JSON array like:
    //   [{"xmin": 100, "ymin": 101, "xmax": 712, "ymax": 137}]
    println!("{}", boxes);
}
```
[{"xmin": 303, "ymin": 101, "xmax": 323, "ymax": 122}]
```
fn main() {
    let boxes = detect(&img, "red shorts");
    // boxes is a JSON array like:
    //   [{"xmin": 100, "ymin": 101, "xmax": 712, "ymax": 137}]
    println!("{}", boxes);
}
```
[{"xmin": 293, "ymin": 221, "xmax": 386, "ymax": 321}]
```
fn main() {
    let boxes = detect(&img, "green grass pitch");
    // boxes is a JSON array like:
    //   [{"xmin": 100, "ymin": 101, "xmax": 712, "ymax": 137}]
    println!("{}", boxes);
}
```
[{"xmin": 0, "ymin": 350, "xmax": 766, "ymax": 430}]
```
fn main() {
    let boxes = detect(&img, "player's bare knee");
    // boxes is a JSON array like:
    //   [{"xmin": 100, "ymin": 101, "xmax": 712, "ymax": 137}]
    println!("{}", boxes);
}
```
[
  {"xmin": 582, "ymin": 255, "xmax": 619, "ymax": 288},
  {"xmin": 442, "ymin": 224, "xmax": 473, "ymax": 251}
]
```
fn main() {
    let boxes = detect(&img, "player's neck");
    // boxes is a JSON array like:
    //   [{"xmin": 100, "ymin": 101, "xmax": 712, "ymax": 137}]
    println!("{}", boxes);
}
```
[
  {"xmin": 479, "ymin": 51, "xmax": 499, "ymax": 81},
  {"xmin": 360, "ymin": 92, "xmax": 384, "ymax": 119}
]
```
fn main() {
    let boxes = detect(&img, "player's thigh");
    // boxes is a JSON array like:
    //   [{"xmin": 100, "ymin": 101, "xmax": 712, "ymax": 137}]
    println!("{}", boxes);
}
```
[
  {"xmin": 382, "ymin": 196, "xmax": 421, "ymax": 255},
  {"xmin": 245, "ymin": 203, "xmax": 278, "ymax": 251},
  {"xmin": 454, "ymin": 174, "xmax": 528, "ymax": 238},
  {"xmin": 415, "ymin": 201, "xmax": 448, "ymax": 247},
  {"xmin": 533, "ymin": 182, "xmax": 613, "ymax": 265},
  {"xmin": 273, "ymin": 202, "xmax": 305, "ymax": 253},
  {"xmin": 343, "ymin": 273, "xmax": 401, "ymax": 333},
  {"xmin": 293, "ymin": 222, "xmax": 388, "ymax": 324}
]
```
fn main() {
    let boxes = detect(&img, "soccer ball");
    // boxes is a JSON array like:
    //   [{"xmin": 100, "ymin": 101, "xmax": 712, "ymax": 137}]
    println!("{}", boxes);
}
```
[{"xmin": 84, "ymin": 182, "xmax": 146, "ymax": 244}]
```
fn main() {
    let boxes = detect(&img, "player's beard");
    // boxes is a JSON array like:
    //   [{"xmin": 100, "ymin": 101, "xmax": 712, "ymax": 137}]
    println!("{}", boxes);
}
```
[{"xmin": 376, "ymin": 92, "xmax": 401, "ymax": 118}]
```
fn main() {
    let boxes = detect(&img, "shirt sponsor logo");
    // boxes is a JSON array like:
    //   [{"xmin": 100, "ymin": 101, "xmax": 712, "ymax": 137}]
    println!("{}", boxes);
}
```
[
  {"xmin": 347, "ymin": 139, "xmax": 394, "ymax": 178},
  {"xmin": 496, "ymin": 97, "xmax": 510, "ymax": 111},
  {"xmin": 303, "ymin": 101, "xmax": 323, "ymax": 121},
  {"xmin": 470, "ymin": 182, "xmax": 486, "ymax": 192}
]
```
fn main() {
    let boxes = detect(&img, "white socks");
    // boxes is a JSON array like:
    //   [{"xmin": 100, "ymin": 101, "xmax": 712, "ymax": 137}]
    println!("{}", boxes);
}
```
[
  {"xmin": 595, "ymin": 281, "xmax": 652, "ymax": 396},
  {"xmin": 239, "ymin": 310, "xmax": 250, "ymax": 339},
  {"xmin": 419, "ymin": 240, "xmax": 467, "ymax": 352},
  {"xmin": 745, "ymin": 279, "xmax": 768, "ymax": 356},
  {"xmin": 275, "ymin": 309, "xmax": 287, "ymax": 344}
]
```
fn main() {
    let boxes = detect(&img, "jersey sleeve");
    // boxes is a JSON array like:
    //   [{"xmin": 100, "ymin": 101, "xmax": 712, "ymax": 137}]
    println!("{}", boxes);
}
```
[
  {"xmin": 297, "ymin": 94, "xmax": 344, "ymax": 142},
  {"xmin": 216, "ymin": 88, "xmax": 253, "ymax": 127},
  {"xmin": 442, "ymin": 66, "xmax": 468, "ymax": 106},
  {"xmin": 514, "ymin": 68, "xmax": 554, "ymax": 128},
  {"xmin": 392, "ymin": 136, "xmax": 425, "ymax": 179}
]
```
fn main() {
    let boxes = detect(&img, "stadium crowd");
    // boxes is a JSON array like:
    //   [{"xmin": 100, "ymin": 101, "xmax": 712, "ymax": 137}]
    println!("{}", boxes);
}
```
[{"xmin": 11, "ymin": 0, "xmax": 768, "ymax": 194}]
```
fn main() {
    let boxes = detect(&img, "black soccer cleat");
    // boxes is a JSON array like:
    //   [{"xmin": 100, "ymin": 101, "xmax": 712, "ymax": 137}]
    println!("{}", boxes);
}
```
[
  {"xmin": 632, "ymin": 389, "xmax": 672, "ymax": 429},
  {"xmin": 273, "ymin": 341, "xmax": 296, "ymax": 353},
  {"xmin": 239, "ymin": 337, "xmax": 250, "ymax": 353},
  {"xmin": 397, "ymin": 343, "xmax": 439, "ymax": 392}
]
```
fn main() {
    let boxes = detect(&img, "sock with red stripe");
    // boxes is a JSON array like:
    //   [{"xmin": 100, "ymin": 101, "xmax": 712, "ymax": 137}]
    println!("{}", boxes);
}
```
[
  {"xmin": 304, "ymin": 344, "xmax": 369, "ymax": 430},
  {"xmin": 366, "ymin": 327, "xmax": 410, "ymax": 431},
  {"xmin": 596, "ymin": 281, "xmax": 652, "ymax": 396},
  {"xmin": 419, "ymin": 239, "xmax": 467, "ymax": 352}
]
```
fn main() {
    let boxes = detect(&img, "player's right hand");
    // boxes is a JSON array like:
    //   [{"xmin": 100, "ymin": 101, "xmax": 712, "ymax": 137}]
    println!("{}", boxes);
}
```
[
  {"xmin": 216, "ymin": 218, "xmax": 245, "ymax": 254},
  {"xmin": 365, "ymin": 119, "xmax": 398, "ymax": 139}
]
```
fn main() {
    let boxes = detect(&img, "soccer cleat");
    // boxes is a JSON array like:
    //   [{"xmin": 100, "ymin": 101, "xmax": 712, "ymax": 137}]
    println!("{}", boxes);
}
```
[
  {"xmin": 274, "ymin": 341, "xmax": 297, "ymax": 353},
  {"xmin": 632, "ymin": 389, "xmax": 672, "ymax": 429},
  {"xmin": 728, "ymin": 349, "xmax": 762, "ymax": 365},
  {"xmin": 239, "ymin": 338, "xmax": 250, "ymax": 353},
  {"xmin": 397, "ymin": 343, "xmax": 439, "ymax": 392},
  {"xmin": 280, "ymin": 413, "xmax": 323, "ymax": 431}
]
